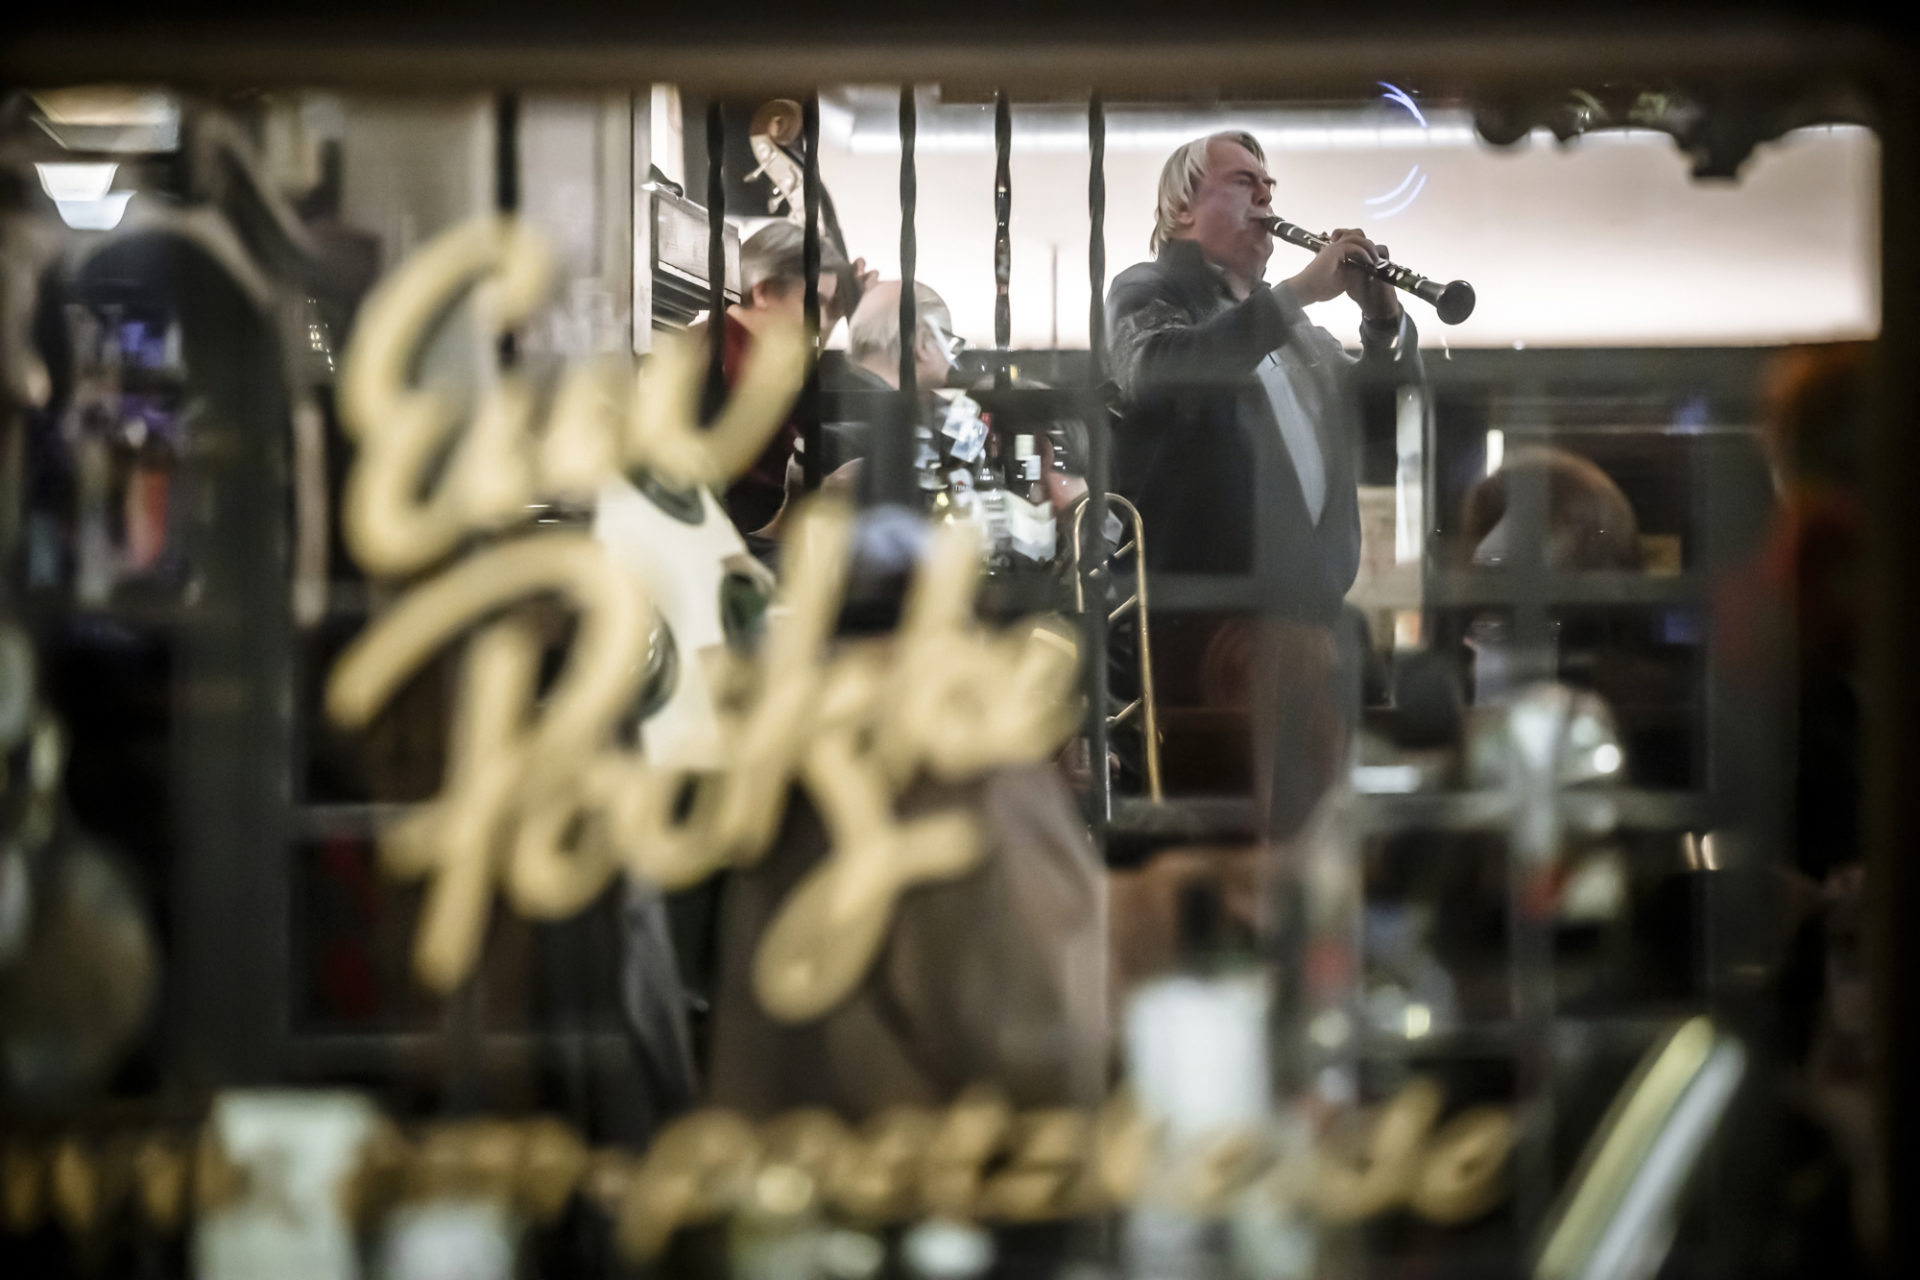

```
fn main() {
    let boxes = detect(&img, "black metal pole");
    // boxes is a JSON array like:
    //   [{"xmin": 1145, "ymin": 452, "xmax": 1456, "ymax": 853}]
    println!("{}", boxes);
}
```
[
  {"xmin": 1867, "ymin": 61, "xmax": 1919, "ymax": 1279},
  {"xmin": 1088, "ymin": 95, "xmax": 1104, "ymax": 386},
  {"xmin": 445, "ymin": 88, "xmax": 525, "ymax": 1114},
  {"xmin": 994, "ymin": 89, "xmax": 1012, "ymax": 392},
  {"xmin": 898, "ymin": 85, "xmax": 917, "ymax": 401},
  {"xmin": 494, "ymin": 92, "xmax": 520, "ymax": 368},
  {"xmin": 860, "ymin": 83, "xmax": 918, "ymax": 508},
  {"xmin": 704, "ymin": 101, "xmax": 727, "ymax": 423},
  {"xmin": 1083, "ymin": 92, "xmax": 1112, "ymax": 832},
  {"xmin": 802, "ymin": 94, "xmax": 823, "ymax": 491}
]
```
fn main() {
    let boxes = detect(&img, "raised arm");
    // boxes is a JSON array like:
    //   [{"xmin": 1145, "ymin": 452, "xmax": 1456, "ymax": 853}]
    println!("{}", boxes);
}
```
[
  {"xmin": 1106, "ymin": 279, "xmax": 1296, "ymax": 405},
  {"xmin": 1354, "ymin": 308, "xmax": 1425, "ymax": 383}
]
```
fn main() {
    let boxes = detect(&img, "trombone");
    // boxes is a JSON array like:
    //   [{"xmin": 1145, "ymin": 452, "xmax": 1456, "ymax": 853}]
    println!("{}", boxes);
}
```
[{"xmin": 1070, "ymin": 493, "xmax": 1163, "ymax": 802}]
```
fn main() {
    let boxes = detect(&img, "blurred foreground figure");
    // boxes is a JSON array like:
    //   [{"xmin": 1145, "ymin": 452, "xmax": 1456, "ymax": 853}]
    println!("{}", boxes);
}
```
[
  {"xmin": 705, "ymin": 768, "xmax": 1107, "ymax": 1117},
  {"xmin": 703, "ymin": 509, "xmax": 1107, "ymax": 1118},
  {"xmin": 1105, "ymin": 132, "xmax": 1421, "ymax": 832},
  {"xmin": 1715, "ymin": 342, "xmax": 1874, "ymax": 1273}
]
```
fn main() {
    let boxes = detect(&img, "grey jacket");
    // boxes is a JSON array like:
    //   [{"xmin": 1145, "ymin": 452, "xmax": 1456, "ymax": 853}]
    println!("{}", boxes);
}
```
[{"xmin": 1107, "ymin": 238, "xmax": 1421, "ymax": 625}]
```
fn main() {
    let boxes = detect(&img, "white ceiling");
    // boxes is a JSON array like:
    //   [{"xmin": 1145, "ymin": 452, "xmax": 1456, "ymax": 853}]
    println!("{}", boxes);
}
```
[{"xmin": 809, "ymin": 94, "xmax": 1878, "ymax": 351}]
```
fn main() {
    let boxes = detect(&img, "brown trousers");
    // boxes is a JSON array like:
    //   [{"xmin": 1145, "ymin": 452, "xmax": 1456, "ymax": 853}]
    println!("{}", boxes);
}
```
[{"xmin": 1149, "ymin": 612, "xmax": 1348, "ymax": 840}]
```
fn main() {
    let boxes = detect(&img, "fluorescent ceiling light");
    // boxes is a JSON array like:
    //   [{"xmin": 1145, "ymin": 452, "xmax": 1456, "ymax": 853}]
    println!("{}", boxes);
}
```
[
  {"xmin": 847, "ymin": 110, "xmax": 1480, "ymax": 154},
  {"xmin": 824, "ymin": 91, "xmax": 1871, "ymax": 156},
  {"xmin": 1353, "ymin": 764, "xmax": 1423, "ymax": 794},
  {"xmin": 821, "ymin": 92, "xmax": 1484, "ymax": 153},
  {"xmin": 55, "ymin": 192, "xmax": 135, "ymax": 232},
  {"xmin": 32, "ymin": 89, "xmax": 181, "ymax": 153},
  {"xmin": 33, "ymin": 88, "xmax": 175, "ymax": 126},
  {"xmin": 36, "ymin": 161, "xmax": 117, "ymax": 202}
]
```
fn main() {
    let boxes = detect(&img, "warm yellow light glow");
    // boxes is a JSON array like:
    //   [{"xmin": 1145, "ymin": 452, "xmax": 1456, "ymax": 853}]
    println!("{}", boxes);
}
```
[{"xmin": 1309, "ymin": 1008, "xmax": 1352, "ymax": 1049}]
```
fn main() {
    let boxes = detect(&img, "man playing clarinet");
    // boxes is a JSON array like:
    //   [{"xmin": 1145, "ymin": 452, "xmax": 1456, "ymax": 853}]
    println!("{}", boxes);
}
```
[{"xmin": 1106, "ymin": 131, "xmax": 1423, "ymax": 834}]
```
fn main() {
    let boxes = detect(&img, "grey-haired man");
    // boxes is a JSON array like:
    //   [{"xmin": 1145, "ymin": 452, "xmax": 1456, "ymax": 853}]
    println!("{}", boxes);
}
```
[{"xmin": 1106, "ymin": 132, "xmax": 1422, "ymax": 829}]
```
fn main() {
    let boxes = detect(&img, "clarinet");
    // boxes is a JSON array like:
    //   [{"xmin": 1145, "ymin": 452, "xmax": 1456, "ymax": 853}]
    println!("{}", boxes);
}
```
[{"xmin": 1262, "ymin": 216, "xmax": 1476, "ymax": 325}]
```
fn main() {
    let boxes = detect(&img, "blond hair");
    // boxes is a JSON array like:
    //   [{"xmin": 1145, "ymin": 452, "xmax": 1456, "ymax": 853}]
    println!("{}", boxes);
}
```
[{"xmin": 1151, "ymin": 131, "xmax": 1266, "ymax": 253}]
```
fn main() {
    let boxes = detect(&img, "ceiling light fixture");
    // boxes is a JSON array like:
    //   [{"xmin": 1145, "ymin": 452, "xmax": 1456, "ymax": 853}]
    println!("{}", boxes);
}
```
[
  {"xmin": 35, "ymin": 161, "xmax": 117, "ymax": 202},
  {"xmin": 54, "ymin": 192, "xmax": 135, "ymax": 232}
]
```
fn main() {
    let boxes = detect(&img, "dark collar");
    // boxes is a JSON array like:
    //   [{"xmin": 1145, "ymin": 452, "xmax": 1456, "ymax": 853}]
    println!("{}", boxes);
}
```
[{"xmin": 1157, "ymin": 237, "xmax": 1234, "ymax": 299}]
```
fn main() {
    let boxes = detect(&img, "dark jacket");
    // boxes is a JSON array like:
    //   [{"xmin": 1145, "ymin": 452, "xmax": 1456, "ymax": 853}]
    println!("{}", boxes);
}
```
[{"xmin": 1106, "ymin": 238, "xmax": 1421, "ymax": 626}]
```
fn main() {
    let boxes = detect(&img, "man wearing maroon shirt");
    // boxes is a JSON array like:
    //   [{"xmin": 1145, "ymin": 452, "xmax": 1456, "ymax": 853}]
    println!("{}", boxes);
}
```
[{"xmin": 711, "ymin": 221, "xmax": 874, "ymax": 536}]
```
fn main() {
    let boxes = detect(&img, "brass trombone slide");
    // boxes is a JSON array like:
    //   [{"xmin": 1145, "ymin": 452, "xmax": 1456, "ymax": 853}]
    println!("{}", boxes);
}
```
[{"xmin": 1071, "ymin": 493, "xmax": 1163, "ymax": 802}]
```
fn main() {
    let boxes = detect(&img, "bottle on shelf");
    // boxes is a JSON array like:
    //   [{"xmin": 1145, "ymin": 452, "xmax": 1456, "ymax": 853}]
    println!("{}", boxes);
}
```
[
  {"xmin": 913, "ymin": 425, "xmax": 947, "ymax": 500},
  {"xmin": 970, "ymin": 429, "xmax": 1012, "ymax": 576},
  {"xmin": 122, "ymin": 411, "xmax": 177, "ymax": 579},
  {"xmin": 1121, "ymin": 874, "xmax": 1282, "ymax": 1278},
  {"xmin": 1003, "ymin": 433, "xmax": 1057, "ymax": 566},
  {"xmin": 1007, "ymin": 434, "xmax": 1037, "ymax": 499}
]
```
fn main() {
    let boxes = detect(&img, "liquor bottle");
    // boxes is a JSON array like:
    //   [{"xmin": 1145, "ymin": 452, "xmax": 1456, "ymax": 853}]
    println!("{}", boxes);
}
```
[
  {"xmin": 1003, "ymin": 434, "xmax": 1056, "ymax": 565},
  {"xmin": 969, "ymin": 433, "xmax": 1012, "ymax": 575},
  {"xmin": 913, "ymin": 425, "xmax": 946, "ymax": 486},
  {"xmin": 122, "ymin": 414, "xmax": 175, "ymax": 578},
  {"xmin": 194, "ymin": 1092, "xmax": 383, "ymax": 1280},
  {"xmin": 1010, "ymin": 434, "xmax": 1043, "ymax": 501},
  {"xmin": 729, "ymin": 1163, "xmax": 830, "ymax": 1280},
  {"xmin": 1121, "ymin": 876, "xmax": 1276, "ymax": 1279},
  {"xmin": 1259, "ymin": 775, "xmax": 1367, "ymax": 1278},
  {"xmin": 1125, "ymin": 879, "xmax": 1269, "ymax": 1145},
  {"xmin": 900, "ymin": 1219, "xmax": 993, "ymax": 1280}
]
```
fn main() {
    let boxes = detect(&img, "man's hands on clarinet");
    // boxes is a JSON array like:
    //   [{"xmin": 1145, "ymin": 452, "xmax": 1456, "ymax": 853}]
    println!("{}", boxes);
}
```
[{"xmin": 1281, "ymin": 227, "xmax": 1404, "ymax": 324}]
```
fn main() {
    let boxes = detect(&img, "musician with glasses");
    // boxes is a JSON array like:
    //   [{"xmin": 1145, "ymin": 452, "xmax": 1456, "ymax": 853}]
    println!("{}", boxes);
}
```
[
  {"xmin": 754, "ymin": 280, "xmax": 965, "ymax": 545},
  {"xmin": 845, "ymin": 279, "xmax": 966, "ymax": 394},
  {"xmin": 1106, "ymin": 131, "xmax": 1423, "ymax": 832}
]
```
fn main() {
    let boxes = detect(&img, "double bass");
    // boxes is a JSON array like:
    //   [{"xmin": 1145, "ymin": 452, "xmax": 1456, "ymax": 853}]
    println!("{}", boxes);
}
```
[{"xmin": 745, "ymin": 98, "xmax": 866, "ymax": 318}]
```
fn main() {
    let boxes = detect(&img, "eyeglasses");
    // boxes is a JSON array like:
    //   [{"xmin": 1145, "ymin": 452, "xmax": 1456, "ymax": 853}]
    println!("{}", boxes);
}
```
[{"xmin": 923, "ymin": 321, "xmax": 966, "ymax": 364}]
